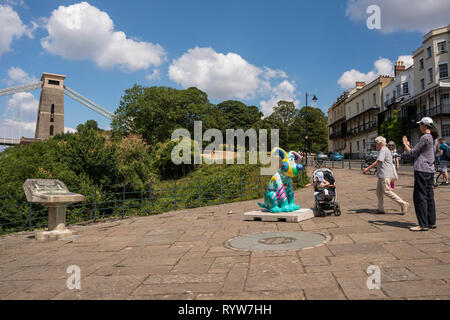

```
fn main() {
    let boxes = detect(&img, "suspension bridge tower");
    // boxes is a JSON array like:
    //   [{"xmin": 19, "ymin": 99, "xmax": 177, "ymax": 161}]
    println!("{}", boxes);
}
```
[
  {"xmin": 0, "ymin": 72, "xmax": 113, "ymax": 146},
  {"xmin": 35, "ymin": 73, "xmax": 66, "ymax": 139}
]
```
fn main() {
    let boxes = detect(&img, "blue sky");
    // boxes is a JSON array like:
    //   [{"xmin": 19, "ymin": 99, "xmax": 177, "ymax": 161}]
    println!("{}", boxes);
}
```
[{"xmin": 1, "ymin": 0, "xmax": 449, "ymax": 140}]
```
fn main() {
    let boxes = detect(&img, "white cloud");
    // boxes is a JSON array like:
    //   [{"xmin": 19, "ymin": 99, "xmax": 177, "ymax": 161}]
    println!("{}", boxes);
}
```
[
  {"xmin": 169, "ymin": 47, "xmax": 290, "ymax": 102},
  {"xmin": 4, "ymin": 0, "xmax": 28, "ymax": 8},
  {"xmin": 346, "ymin": 0, "xmax": 450, "ymax": 33},
  {"xmin": 0, "ymin": 4, "xmax": 34, "ymax": 57},
  {"xmin": 338, "ymin": 55, "xmax": 413, "ymax": 89},
  {"xmin": 397, "ymin": 55, "xmax": 414, "ymax": 69},
  {"xmin": 145, "ymin": 69, "xmax": 161, "ymax": 81},
  {"xmin": 169, "ymin": 47, "xmax": 264, "ymax": 100},
  {"xmin": 6, "ymin": 66, "xmax": 38, "ymax": 85},
  {"xmin": 262, "ymin": 67, "xmax": 288, "ymax": 80},
  {"xmin": 41, "ymin": 2, "xmax": 166, "ymax": 72},
  {"xmin": 1, "ymin": 67, "xmax": 39, "ymax": 138},
  {"xmin": 259, "ymin": 80, "xmax": 300, "ymax": 117},
  {"xmin": 6, "ymin": 92, "xmax": 39, "ymax": 117},
  {"xmin": 0, "ymin": 119, "xmax": 35, "ymax": 139},
  {"xmin": 64, "ymin": 127, "xmax": 76, "ymax": 134}
]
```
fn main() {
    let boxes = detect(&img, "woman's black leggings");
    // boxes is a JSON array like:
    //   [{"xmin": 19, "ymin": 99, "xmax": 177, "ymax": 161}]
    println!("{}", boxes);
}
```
[{"xmin": 413, "ymin": 171, "xmax": 436, "ymax": 228}]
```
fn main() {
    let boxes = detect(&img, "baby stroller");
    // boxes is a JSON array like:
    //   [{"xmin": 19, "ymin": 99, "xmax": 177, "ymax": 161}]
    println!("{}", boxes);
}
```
[{"xmin": 313, "ymin": 168, "xmax": 341, "ymax": 216}]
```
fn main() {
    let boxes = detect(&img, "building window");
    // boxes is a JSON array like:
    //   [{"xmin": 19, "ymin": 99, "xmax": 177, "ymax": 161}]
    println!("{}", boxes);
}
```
[
  {"xmin": 356, "ymin": 102, "xmax": 359, "ymax": 113},
  {"xmin": 49, "ymin": 125, "xmax": 54, "ymax": 136},
  {"xmin": 420, "ymin": 78, "xmax": 425, "ymax": 91},
  {"xmin": 427, "ymin": 46, "xmax": 432, "ymax": 58},
  {"xmin": 419, "ymin": 58, "xmax": 424, "ymax": 70},
  {"xmin": 362, "ymin": 99, "xmax": 365, "ymax": 110},
  {"xmin": 357, "ymin": 141, "xmax": 360, "ymax": 151},
  {"xmin": 437, "ymin": 41, "xmax": 447, "ymax": 53},
  {"xmin": 50, "ymin": 104, "xmax": 55, "ymax": 122},
  {"xmin": 441, "ymin": 93, "xmax": 450, "ymax": 106},
  {"xmin": 428, "ymin": 67, "xmax": 433, "ymax": 83},
  {"xmin": 402, "ymin": 82, "xmax": 409, "ymax": 95},
  {"xmin": 363, "ymin": 139, "xmax": 366, "ymax": 150},
  {"xmin": 48, "ymin": 80, "xmax": 60, "ymax": 86},
  {"xmin": 372, "ymin": 93, "xmax": 376, "ymax": 105},
  {"xmin": 396, "ymin": 84, "xmax": 401, "ymax": 96},
  {"xmin": 443, "ymin": 124, "xmax": 450, "ymax": 137},
  {"xmin": 430, "ymin": 96, "xmax": 435, "ymax": 109},
  {"xmin": 439, "ymin": 63, "xmax": 448, "ymax": 79}
]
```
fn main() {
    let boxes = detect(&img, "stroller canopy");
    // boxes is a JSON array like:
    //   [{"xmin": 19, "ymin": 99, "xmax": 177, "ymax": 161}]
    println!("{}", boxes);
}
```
[{"xmin": 313, "ymin": 168, "xmax": 335, "ymax": 185}]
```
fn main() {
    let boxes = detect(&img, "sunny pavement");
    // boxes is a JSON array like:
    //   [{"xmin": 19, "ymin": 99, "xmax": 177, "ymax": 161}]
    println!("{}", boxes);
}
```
[{"xmin": 0, "ymin": 167, "xmax": 449, "ymax": 300}]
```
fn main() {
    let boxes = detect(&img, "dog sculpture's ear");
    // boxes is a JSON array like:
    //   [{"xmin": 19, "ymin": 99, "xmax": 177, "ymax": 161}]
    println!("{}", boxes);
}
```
[
  {"xmin": 289, "ymin": 151, "xmax": 302, "ymax": 163},
  {"xmin": 271, "ymin": 147, "xmax": 287, "ymax": 160}
]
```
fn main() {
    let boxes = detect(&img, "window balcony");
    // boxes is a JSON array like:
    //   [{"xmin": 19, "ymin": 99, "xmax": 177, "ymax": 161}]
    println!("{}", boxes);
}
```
[
  {"xmin": 345, "ymin": 121, "xmax": 378, "ymax": 137},
  {"xmin": 402, "ymin": 104, "xmax": 450, "ymax": 126}
]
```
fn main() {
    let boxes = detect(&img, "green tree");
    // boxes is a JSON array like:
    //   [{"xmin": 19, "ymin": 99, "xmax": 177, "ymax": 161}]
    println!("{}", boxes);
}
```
[
  {"xmin": 272, "ymin": 100, "xmax": 298, "ymax": 128},
  {"xmin": 379, "ymin": 109, "xmax": 403, "ymax": 147},
  {"xmin": 111, "ymin": 85, "xmax": 225, "ymax": 146},
  {"xmin": 76, "ymin": 120, "xmax": 101, "ymax": 133},
  {"xmin": 217, "ymin": 100, "xmax": 263, "ymax": 131},
  {"xmin": 290, "ymin": 106, "xmax": 328, "ymax": 153}
]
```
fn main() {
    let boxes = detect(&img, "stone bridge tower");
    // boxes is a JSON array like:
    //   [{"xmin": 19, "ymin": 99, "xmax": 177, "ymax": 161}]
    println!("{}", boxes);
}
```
[{"xmin": 35, "ymin": 73, "xmax": 66, "ymax": 139}]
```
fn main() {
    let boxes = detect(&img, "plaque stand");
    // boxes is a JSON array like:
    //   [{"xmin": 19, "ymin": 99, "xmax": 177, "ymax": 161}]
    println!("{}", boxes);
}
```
[
  {"xmin": 23, "ymin": 179, "xmax": 84, "ymax": 242},
  {"xmin": 35, "ymin": 204, "xmax": 74, "ymax": 241}
]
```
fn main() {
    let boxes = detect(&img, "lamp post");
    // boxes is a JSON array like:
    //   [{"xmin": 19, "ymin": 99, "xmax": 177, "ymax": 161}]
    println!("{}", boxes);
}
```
[{"xmin": 304, "ymin": 93, "xmax": 318, "ymax": 166}]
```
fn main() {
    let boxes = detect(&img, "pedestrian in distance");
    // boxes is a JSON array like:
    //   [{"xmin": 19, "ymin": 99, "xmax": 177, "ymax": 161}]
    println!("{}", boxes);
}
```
[
  {"xmin": 402, "ymin": 117, "xmax": 439, "ymax": 231},
  {"xmin": 363, "ymin": 136, "xmax": 409, "ymax": 215},
  {"xmin": 388, "ymin": 141, "xmax": 400, "ymax": 189},
  {"xmin": 438, "ymin": 138, "xmax": 449, "ymax": 185}
]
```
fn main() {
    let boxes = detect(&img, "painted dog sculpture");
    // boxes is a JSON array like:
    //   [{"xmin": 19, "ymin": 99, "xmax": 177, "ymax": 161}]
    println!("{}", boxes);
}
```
[{"xmin": 258, "ymin": 148, "xmax": 304, "ymax": 213}]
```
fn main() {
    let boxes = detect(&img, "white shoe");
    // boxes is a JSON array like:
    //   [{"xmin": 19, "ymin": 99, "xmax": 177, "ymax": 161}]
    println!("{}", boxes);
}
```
[{"xmin": 400, "ymin": 202, "xmax": 409, "ymax": 215}]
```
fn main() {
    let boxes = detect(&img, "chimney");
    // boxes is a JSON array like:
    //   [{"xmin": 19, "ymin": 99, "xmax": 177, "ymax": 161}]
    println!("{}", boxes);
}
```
[
  {"xmin": 356, "ymin": 81, "xmax": 365, "ymax": 88},
  {"xmin": 395, "ymin": 61, "xmax": 405, "ymax": 76}
]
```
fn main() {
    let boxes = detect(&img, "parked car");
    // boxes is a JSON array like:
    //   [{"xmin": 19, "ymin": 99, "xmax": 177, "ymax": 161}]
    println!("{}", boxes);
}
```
[
  {"xmin": 400, "ymin": 151, "xmax": 414, "ymax": 164},
  {"xmin": 315, "ymin": 152, "xmax": 329, "ymax": 161},
  {"xmin": 364, "ymin": 151, "xmax": 379, "ymax": 163},
  {"xmin": 329, "ymin": 152, "xmax": 344, "ymax": 161}
]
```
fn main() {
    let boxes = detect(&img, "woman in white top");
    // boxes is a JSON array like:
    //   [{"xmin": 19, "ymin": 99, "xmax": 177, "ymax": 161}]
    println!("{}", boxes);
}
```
[{"xmin": 364, "ymin": 136, "xmax": 409, "ymax": 214}]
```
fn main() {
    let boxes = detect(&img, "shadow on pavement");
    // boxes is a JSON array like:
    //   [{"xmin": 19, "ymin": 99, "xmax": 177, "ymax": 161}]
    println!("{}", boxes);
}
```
[
  {"xmin": 347, "ymin": 208, "xmax": 382, "ymax": 214},
  {"xmin": 368, "ymin": 220, "xmax": 417, "ymax": 229}
]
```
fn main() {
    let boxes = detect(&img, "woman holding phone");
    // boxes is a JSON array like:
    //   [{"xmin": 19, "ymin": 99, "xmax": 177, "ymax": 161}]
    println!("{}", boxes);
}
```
[{"xmin": 402, "ymin": 117, "xmax": 439, "ymax": 231}]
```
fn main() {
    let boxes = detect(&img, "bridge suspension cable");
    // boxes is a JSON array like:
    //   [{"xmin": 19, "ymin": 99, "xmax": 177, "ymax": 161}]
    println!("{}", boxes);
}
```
[
  {"xmin": 63, "ymin": 90, "xmax": 113, "ymax": 120},
  {"xmin": 64, "ymin": 86, "xmax": 114, "ymax": 117},
  {"xmin": 0, "ymin": 82, "xmax": 43, "ymax": 97},
  {"xmin": 0, "ymin": 79, "xmax": 114, "ymax": 124}
]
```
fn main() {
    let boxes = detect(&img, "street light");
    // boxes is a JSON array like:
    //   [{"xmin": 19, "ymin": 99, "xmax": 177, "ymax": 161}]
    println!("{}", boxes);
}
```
[{"xmin": 304, "ymin": 92, "xmax": 318, "ymax": 166}]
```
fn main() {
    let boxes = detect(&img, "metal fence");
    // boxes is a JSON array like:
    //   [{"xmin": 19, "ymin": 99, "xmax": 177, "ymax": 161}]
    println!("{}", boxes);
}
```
[{"xmin": 0, "ymin": 174, "xmax": 308, "ymax": 235}]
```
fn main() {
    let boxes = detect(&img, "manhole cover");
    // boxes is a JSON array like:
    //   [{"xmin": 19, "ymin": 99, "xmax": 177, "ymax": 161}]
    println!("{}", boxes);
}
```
[{"xmin": 226, "ymin": 231, "xmax": 327, "ymax": 251}]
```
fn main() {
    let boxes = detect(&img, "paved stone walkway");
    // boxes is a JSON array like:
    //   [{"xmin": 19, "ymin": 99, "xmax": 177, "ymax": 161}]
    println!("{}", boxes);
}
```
[{"xmin": 1, "ymin": 168, "xmax": 449, "ymax": 300}]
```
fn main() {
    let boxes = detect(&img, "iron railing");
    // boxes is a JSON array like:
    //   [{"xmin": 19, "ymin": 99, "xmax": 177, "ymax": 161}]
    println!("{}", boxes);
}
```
[{"xmin": 0, "ymin": 174, "xmax": 308, "ymax": 235}]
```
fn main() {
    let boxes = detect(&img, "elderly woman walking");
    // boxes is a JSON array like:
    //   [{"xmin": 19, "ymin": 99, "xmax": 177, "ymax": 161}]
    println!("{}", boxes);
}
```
[
  {"xmin": 402, "ymin": 117, "xmax": 439, "ymax": 231},
  {"xmin": 363, "ymin": 136, "xmax": 409, "ymax": 214}
]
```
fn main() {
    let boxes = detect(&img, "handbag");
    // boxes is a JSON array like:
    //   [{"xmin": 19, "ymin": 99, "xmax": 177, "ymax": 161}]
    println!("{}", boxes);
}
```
[{"xmin": 391, "ymin": 163, "xmax": 398, "ymax": 181}]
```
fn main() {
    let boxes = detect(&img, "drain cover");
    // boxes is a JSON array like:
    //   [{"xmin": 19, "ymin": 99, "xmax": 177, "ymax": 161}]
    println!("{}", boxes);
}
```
[{"xmin": 226, "ymin": 231, "xmax": 327, "ymax": 251}]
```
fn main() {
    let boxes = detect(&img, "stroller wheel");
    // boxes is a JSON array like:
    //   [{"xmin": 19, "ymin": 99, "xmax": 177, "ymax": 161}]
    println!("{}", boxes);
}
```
[{"xmin": 334, "ymin": 209, "xmax": 341, "ymax": 216}]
